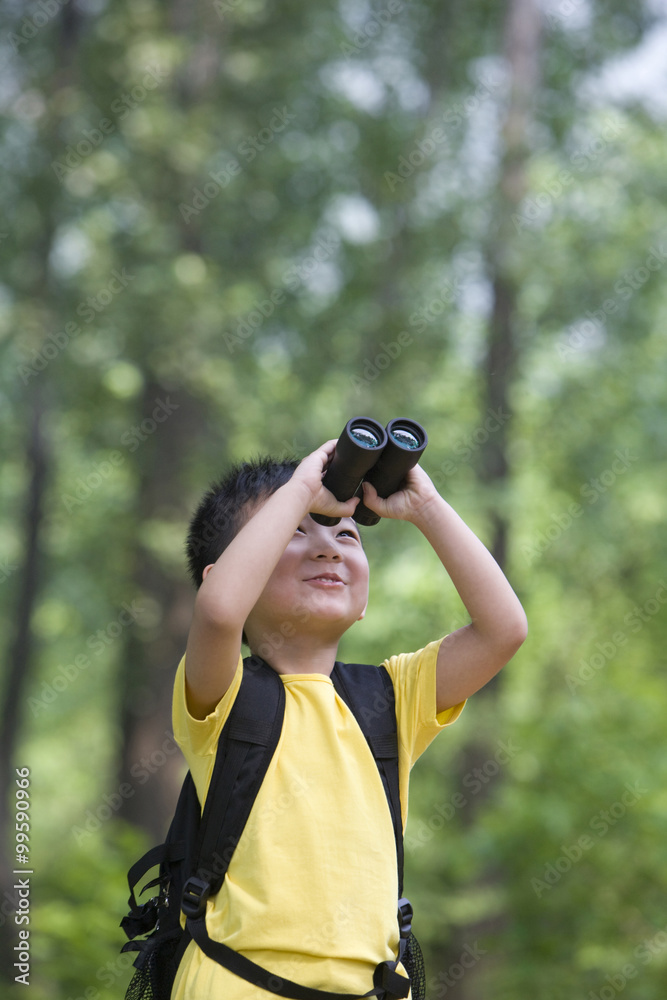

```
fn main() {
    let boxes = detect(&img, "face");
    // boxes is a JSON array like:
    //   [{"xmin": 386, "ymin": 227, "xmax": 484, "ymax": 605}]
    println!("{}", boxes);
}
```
[{"xmin": 243, "ymin": 514, "xmax": 370, "ymax": 649}]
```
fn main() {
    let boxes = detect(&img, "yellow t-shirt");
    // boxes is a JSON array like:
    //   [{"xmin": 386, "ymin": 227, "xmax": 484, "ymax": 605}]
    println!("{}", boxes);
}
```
[{"xmin": 171, "ymin": 638, "xmax": 465, "ymax": 1000}]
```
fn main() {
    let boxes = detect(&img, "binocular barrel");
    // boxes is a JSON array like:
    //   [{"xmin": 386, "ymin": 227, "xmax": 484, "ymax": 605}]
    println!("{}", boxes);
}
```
[
  {"xmin": 310, "ymin": 417, "xmax": 428, "ymax": 527},
  {"xmin": 310, "ymin": 418, "xmax": 387, "ymax": 527}
]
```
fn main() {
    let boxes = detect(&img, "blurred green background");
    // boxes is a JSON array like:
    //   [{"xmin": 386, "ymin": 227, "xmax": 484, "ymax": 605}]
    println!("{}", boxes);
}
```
[{"xmin": 1, "ymin": 0, "xmax": 666, "ymax": 997}]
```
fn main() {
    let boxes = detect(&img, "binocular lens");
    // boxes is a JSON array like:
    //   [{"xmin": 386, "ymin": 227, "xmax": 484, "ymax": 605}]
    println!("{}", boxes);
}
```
[
  {"xmin": 350, "ymin": 425, "xmax": 382, "ymax": 449},
  {"xmin": 309, "ymin": 415, "xmax": 427, "ymax": 527},
  {"xmin": 390, "ymin": 426, "xmax": 421, "ymax": 450}
]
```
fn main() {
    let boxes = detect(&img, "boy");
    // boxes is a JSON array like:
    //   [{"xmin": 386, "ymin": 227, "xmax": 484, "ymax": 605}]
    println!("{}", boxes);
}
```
[{"xmin": 171, "ymin": 438, "xmax": 527, "ymax": 1000}]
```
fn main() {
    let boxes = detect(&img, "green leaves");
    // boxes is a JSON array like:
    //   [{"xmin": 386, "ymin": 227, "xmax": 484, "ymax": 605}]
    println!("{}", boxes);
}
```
[{"xmin": 1, "ymin": 0, "xmax": 666, "ymax": 995}]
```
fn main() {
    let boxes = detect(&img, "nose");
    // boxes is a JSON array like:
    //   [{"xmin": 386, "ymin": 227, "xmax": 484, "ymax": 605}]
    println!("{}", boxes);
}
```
[
  {"xmin": 314, "ymin": 540, "xmax": 341, "ymax": 560},
  {"xmin": 309, "ymin": 524, "xmax": 342, "ymax": 560}
]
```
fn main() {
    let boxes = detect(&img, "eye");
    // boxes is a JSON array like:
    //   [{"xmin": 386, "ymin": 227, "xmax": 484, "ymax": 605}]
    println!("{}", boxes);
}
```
[{"xmin": 338, "ymin": 529, "xmax": 359, "ymax": 541}]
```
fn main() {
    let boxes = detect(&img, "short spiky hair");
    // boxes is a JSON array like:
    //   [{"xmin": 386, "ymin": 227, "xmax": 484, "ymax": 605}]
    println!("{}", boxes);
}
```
[{"xmin": 186, "ymin": 455, "xmax": 299, "ymax": 589}]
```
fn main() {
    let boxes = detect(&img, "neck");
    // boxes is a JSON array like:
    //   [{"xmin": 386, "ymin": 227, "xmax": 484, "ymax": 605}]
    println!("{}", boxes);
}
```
[{"xmin": 248, "ymin": 635, "xmax": 340, "ymax": 676}]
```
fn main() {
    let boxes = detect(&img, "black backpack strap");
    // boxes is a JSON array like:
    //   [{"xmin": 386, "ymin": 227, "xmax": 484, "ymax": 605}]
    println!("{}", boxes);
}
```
[
  {"xmin": 187, "ymin": 922, "xmax": 392, "ymax": 1000},
  {"xmin": 331, "ymin": 663, "xmax": 413, "ymax": 992},
  {"xmin": 330, "ymin": 663, "xmax": 404, "ymax": 897},
  {"xmin": 182, "ymin": 655, "xmax": 286, "ymax": 918}
]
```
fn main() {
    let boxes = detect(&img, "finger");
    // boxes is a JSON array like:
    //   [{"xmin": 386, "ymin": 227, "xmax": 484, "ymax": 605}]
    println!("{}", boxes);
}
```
[
  {"xmin": 361, "ymin": 480, "xmax": 386, "ymax": 513},
  {"xmin": 337, "ymin": 494, "xmax": 360, "ymax": 515},
  {"xmin": 318, "ymin": 439, "xmax": 339, "ymax": 470}
]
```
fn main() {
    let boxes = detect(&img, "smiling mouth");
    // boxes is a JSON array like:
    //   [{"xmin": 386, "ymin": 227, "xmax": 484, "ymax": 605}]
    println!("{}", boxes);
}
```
[{"xmin": 305, "ymin": 575, "xmax": 345, "ymax": 585}]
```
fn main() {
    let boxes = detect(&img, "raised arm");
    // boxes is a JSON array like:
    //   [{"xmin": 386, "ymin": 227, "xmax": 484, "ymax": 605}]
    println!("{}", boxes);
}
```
[
  {"xmin": 185, "ymin": 442, "xmax": 359, "ymax": 719},
  {"xmin": 361, "ymin": 469, "xmax": 527, "ymax": 713}
]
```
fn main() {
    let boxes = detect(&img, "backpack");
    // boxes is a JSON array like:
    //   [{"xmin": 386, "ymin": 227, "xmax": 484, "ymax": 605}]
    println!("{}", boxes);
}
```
[{"xmin": 120, "ymin": 654, "xmax": 426, "ymax": 1000}]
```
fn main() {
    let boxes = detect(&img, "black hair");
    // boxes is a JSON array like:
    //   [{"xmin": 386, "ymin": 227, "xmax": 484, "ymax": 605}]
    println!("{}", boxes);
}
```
[{"xmin": 186, "ymin": 455, "xmax": 299, "ymax": 590}]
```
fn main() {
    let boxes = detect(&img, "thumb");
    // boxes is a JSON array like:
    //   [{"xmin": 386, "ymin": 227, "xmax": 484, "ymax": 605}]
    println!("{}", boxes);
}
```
[{"xmin": 361, "ymin": 479, "xmax": 384, "ymax": 513}]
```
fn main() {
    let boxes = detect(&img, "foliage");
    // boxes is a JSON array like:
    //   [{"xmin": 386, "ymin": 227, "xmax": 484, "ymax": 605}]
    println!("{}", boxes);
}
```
[{"xmin": 1, "ymin": 0, "xmax": 666, "ymax": 996}]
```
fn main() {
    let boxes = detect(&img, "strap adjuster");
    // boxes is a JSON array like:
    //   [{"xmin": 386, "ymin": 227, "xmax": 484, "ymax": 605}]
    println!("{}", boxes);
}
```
[
  {"xmin": 181, "ymin": 876, "xmax": 211, "ymax": 919},
  {"xmin": 397, "ymin": 897, "xmax": 413, "ymax": 940}
]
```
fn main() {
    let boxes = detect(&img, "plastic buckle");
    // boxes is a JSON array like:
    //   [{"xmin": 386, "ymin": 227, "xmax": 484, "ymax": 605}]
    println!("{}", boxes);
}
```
[
  {"xmin": 397, "ymin": 897, "xmax": 413, "ymax": 940},
  {"xmin": 181, "ymin": 877, "xmax": 211, "ymax": 919},
  {"xmin": 373, "ymin": 960, "xmax": 411, "ymax": 1000}
]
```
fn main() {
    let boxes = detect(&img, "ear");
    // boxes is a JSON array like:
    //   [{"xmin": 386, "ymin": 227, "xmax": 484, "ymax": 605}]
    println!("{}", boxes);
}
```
[
  {"xmin": 357, "ymin": 604, "xmax": 367, "ymax": 622},
  {"xmin": 202, "ymin": 564, "xmax": 215, "ymax": 582}
]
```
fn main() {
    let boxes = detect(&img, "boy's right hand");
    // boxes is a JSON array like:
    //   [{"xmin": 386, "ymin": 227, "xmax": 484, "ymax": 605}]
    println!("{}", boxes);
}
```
[{"xmin": 292, "ymin": 439, "xmax": 361, "ymax": 519}]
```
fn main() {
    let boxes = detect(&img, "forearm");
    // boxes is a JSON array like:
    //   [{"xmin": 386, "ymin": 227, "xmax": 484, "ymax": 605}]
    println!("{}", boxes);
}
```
[
  {"xmin": 196, "ymin": 477, "xmax": 314, "ymax": 627},
  {"xmin": 410, "ymin": 494, "xmax": 527, "ymax": 643}
]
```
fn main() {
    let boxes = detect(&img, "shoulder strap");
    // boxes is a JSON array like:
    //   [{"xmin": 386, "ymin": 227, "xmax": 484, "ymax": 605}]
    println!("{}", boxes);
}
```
[
  {"xmin": 182, "ymin": 654, "xmax": 285, "ymax": 915},
  {"xmin": 330, "ymin": 663, "xmax": 404, "ymax": 897}
]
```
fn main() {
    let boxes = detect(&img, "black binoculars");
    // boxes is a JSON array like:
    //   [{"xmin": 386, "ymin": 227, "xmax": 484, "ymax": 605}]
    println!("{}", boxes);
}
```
[{"xmin": 310, "ymin": 416, "xmax": 428, "ymax": 527}]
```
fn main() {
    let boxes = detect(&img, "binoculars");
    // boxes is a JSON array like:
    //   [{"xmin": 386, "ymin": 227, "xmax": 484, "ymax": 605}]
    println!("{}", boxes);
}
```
[{"xmin": 310, "ymin": 416, "xmax": 428, "ymax": 527}]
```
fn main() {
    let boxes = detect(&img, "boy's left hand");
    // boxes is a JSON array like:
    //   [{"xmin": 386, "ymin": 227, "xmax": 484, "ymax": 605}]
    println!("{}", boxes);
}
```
[{"xmin": 360, "ymin": 465, "xmax": 439, "ymax": 523}]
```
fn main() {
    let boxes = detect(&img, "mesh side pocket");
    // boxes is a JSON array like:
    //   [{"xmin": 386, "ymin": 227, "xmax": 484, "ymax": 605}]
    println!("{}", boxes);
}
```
[
  {"xmin": 124, "ymin": 935, "xmax": 183, "ymax": 1000},
  {"xmin": 403, "ymin": 932, "xmax": 426, "ymax": 1000}
]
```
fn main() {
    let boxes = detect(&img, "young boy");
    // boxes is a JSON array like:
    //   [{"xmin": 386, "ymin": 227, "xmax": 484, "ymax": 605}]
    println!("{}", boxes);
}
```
[{"xmin": 171, "ymin": 438, "xmax": 527, "ymax": 1000}]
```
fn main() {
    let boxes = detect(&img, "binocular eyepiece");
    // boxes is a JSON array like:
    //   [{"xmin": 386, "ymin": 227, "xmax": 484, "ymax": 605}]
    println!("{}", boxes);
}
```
[{"xmin": 310, "ymin": 416, "xmax": 428, "ymax": 527}]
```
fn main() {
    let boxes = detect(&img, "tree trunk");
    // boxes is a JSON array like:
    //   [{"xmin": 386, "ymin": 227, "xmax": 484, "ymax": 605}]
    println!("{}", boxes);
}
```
[
  {"xmin": 479, "ymin": 0, "xmax": 543, "ymax": 568},
  {"xmin": 114, "ymin": 381, "xmax": 206, "ymax": 839},
  {"xmin": 0, "ymin": 389, "xmax": 50, "ymax": 978},
  {"xmin": 113, "ymin": 0, "xmax": 228, "ymax": 841},
  {"xmin": 455, "ymin": 2, "xmax": 542, "ymax": 996}
]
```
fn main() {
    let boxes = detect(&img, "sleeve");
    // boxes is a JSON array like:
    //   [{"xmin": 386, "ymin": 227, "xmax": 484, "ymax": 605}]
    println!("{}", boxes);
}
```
[
  {"xmin": 172, "ymin": 652, "xmax": 244, "ymax": 759},
  {"xmin": 382, "ymin": 637, "xmax": 466, "ymax": 769}
]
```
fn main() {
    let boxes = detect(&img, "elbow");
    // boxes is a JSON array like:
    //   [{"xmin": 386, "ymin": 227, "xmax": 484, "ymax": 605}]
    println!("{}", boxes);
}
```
[
  {"xmin": 194, "ymin": 587, "xmax": 240, "ymax": 634},
  {"xmin": 505, "ymin": 610, "xmax": 528, "ymax": 656},
  {"xmin": 515, "ymin": 607, "xmax": 528, "ymax": 642}
]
